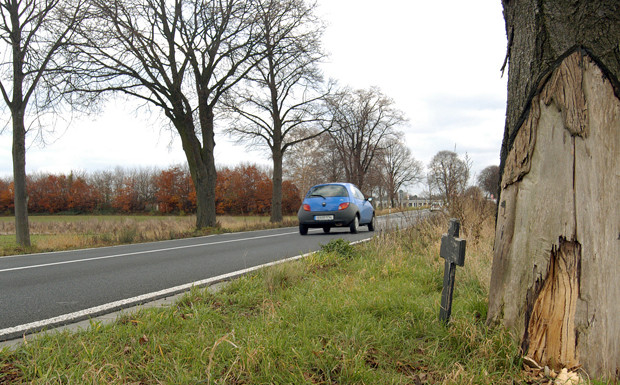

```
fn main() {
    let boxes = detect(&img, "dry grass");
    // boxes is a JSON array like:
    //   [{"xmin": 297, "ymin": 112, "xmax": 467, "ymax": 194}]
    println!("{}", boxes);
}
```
[
  {"xmin": 0, "ymin": 215, "xmax": 194, "ymax": 235},
  {"xmin": 427, "ymin": 203, "xmax": 496, "ymax": 296},
  {"xmin": 375, "ymin": 205, "xmax": 427, "ymax": 217},
  {"xmin": 448, "ymin": 194, "xmax": 497, "ymax": 245},
  {"xmin": 0, "ymin": 215, "xmax": 297, "ymax": 256}
]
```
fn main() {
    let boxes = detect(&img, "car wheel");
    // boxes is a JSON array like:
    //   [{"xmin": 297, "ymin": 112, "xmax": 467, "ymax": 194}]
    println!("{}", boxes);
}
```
[
  {"xmin": 299, "ymin": 224, "xmax": 308, "ymax": 235},
  {"xmin": 349, "ymin": 215, "xmax": 359, "ymax": 234},
  {"xmin": 367, "ymin": 215, "xmax": 375, "ymax": 231},
  {"xmin": 323, "ymin": 226, "xmax": 331, "ymax": 233}
]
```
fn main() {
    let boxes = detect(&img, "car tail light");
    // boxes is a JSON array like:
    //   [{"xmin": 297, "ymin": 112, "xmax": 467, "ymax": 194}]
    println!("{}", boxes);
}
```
[
  {"xmin": 338, "ymin": 202, "xmax": 350, "ymax": 210},
  {"xmin": 302, "ymin": 204, "xmax": 311, "ymax": 211}
]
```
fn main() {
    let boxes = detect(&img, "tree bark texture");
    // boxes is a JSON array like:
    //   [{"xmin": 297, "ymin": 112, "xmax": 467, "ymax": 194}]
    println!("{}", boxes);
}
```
[
  {"xmin": 177, "ymin": 109, "xmax": 217, "ymax": 229},
  {"xmin": 270, "ymin": 148, "xmax": 283, "ymax": 223},
  {"xmin": 12, "ymin": 110, "xmax": 30, "ymax": 247},
  {"xmin": 488, "ymin": 0, "xmax": 620, "ymax": 379},
  {"xmin": 10, "ymin": 22, "xmax": 30, "ymax": 247}
]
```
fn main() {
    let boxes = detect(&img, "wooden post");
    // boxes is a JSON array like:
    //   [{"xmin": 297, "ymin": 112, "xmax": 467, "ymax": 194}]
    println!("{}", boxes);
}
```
[{"xmin": 439, "ymin": 219, "xmax": 466, "ymax": 324}]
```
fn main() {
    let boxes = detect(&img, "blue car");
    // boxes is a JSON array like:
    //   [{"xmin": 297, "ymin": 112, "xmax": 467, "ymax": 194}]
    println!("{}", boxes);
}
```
[{"xmin": 297, "ymin": 183, "xmax": 375, "ymax": 235}]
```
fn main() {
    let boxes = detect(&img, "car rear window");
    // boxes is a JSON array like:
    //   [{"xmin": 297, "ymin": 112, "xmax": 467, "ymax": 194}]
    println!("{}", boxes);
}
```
[{"xmin": 307, "ymin": 185, "xmax": 349, "ymax": 198}]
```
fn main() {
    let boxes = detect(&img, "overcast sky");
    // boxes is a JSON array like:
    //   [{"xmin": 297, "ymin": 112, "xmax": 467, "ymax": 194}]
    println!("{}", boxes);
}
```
[{"xmin": 0, "ymin": 0, "xmax": 508, "ymax": 191}]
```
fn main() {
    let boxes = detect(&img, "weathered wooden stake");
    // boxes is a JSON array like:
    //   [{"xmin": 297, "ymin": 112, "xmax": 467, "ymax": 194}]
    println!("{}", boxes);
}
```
[{"xmin": 439, "ymin": 219, "xmax": 466, "ymax": 324}]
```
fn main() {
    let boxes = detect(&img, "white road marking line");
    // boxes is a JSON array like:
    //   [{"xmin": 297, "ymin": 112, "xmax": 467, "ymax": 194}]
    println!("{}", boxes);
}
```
[
  {"xmin": 0, "ymin": 212, "xmax": 411, "ymax": 274},
  {"xmin": 0, "ymin": 231, "xmax": 298, "ymax": 273},
  {"xmin": 0, "ymin": 237, "xmax": 372, "ymax": 339}
]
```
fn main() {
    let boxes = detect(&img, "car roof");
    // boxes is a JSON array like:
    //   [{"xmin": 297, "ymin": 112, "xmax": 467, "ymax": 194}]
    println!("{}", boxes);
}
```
[{"xmin": 310, "ymin": 182, "xmax": 354, "ymax": 188}]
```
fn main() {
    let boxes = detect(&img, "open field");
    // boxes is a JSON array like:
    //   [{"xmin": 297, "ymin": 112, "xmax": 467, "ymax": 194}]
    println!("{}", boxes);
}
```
[{"xmin": 0, "ymin": 215, "xmax": 297, "ymax": 256}]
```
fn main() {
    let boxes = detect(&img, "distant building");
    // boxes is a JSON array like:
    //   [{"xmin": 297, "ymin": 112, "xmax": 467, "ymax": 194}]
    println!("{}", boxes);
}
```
[{"xmin": 375, "ymin": 194, "xmax": 434, "ymax": 209}]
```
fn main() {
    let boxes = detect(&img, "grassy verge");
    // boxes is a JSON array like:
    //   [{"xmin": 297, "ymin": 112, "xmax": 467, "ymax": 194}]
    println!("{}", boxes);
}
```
[
  {"xmin": 0, "ymin": 215, "xmax": 297, "ymax": 256},
  {"xmin": 0, "ymin": 215, "xmax": 532, "ymax": 384},
  {"xmin": 374, "ymin": 205, "xmax": 427, "ymax": 217}
]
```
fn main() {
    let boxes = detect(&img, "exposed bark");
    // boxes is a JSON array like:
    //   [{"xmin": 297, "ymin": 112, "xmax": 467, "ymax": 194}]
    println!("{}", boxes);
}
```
[
  {"xmin": 525, "ymin": 238, "xmax": 580, "ymax": 371},
  {"xmin": 488, "ymin": 48, "xmax": 620, "ymax": 379}
]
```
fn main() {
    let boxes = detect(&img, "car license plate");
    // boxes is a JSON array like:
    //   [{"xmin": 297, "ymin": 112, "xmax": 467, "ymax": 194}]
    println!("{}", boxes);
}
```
[{"xmin": 314, "ymin": 215, "xmax": 334, "ymax": 221}]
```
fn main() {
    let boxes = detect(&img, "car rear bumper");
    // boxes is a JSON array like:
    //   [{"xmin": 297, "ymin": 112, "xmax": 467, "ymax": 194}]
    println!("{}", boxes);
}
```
[{"xmin": 297, "ymin": 206, "xmax": 356, "ymax": 228}]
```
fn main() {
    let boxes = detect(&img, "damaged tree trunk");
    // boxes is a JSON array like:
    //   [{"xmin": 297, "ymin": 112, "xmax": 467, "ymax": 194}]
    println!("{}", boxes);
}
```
[
  {"xmin": 487, "ymin": 0, "xmax": 620, "ymax": 380},
  {"xmin": 525, "ymin": 238, "xmax": 581, "ymax": 370}
]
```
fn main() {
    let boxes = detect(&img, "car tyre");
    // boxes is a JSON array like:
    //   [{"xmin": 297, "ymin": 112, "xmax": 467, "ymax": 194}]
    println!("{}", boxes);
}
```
[
  {"xmin": 299, "ymin": 224, "xmax": 308, "ymax": 235},
  {"xmin": 367, "ymin": 215, "xmax": 375, "ymax": 231},
  {"xmin": 349, "ymin": 215, "xmax": 359, "ymax": 234},
  {"xmin": 323, "ymin": 226, "xmax": 331, "ymax": 234}
]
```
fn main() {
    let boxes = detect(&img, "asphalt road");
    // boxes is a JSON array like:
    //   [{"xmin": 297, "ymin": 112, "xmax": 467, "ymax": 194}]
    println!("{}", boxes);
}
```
[{"xmin": 0, "ymin": 211, "xmax": 427, "ymax": 341}]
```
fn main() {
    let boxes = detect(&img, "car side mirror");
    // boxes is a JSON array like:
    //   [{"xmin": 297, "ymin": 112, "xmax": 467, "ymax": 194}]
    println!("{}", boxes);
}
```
[{"xmin": 367, "ymin": 197, "xmax": 373, "ymax": 202}]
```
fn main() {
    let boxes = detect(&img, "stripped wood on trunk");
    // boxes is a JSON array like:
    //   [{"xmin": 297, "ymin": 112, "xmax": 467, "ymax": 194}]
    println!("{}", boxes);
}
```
[
  {"xmin": 488, "ymin": 52, "xmax": 620, "ymax": 378},
  {"xmin": 525, "ymin": 238, "xmax": 580, "ymax": 370}
]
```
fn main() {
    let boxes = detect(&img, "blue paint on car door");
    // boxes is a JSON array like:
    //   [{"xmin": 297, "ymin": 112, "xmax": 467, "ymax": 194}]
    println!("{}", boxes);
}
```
[
  {"xmin": 349, "ymin": 185, "xmax": 373, "ymax": 224},
  {"xmin": 359, "ymin": 200, "xmax": 373, "ymax": 224}
]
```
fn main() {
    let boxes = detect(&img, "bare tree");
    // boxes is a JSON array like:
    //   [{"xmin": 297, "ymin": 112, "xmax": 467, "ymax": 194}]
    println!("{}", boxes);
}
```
[
  {"xmin": 283, "ymin": 129, "xmax": 343, "ymax": 196},
  {"xmin": 72, "ymin": 0, "xmax": 259, "ymax": 228},
  {"xmin": 379, "ymin": 136, "xmax": 423, "ymax": 207},
  {"xmin": 476, "ymin": 165, "xmax": 499, "ymax": 199},
  {"xmin": 224, "ymin": 0, "xmax": 329, "ymax": 222},
  {"xmin": 325, "ymin": 86, "xmax": 404, "ymax": 192},
  {"xmin": 364, "ymin": 159, "xmax": 385, "ymax": 207},
  {"xmin": 87, "ymin": 169, "xmax": 115, "ymax": 210},
  {"xmin": 426, "ymin": 150, "xmax": 470, "ymax": 207},
  {"xmin": 0, "ymin": 0, "xmax": 86, "ymax": 246}
]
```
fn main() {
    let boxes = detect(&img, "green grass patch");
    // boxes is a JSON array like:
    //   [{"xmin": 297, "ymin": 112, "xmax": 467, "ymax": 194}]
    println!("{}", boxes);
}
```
[
  {"xmin": 0, "ymin": 234, "xmax": 61, "ymax": 256},
  {"xmin": 0, "ymin": 223, "xmax": 532, "ymax": 384}
]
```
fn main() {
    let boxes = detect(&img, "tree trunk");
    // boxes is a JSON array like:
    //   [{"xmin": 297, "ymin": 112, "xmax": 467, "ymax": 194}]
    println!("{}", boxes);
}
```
[
  {"xmin": 488, "ymin": 0, "xmax": 620, "ymax": 379},
  {"xmin": 12, "ymin": 109, "xmax": 30, "ymax": 247},
  {"xmin": 177, "ymin": 111, "xmax": 217, "ymax": 229},
  {"xmin": 193, "ymin": 160, "xmax": 217, "ymax": 229},
  {"xmin": 9, "ymin": 12, "xmax": 30, "ymax": 247},
  {"xmin": 197, "ymin": 108, "xmax": 217, "ymax": 229},
  {"xmin": 270, "ymin": 148, "xmax": 283, "ymax": 223}
]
